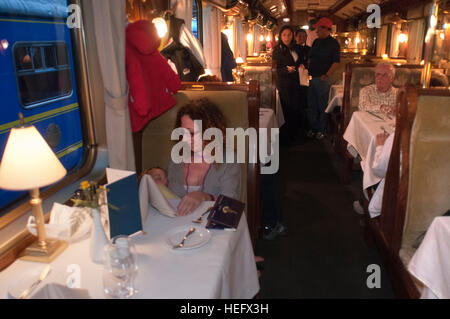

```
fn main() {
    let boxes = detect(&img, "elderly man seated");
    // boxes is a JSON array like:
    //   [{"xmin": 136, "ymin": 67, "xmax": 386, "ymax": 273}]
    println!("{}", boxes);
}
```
[{"xmin": 358, "ymin": 62, "xmax": 398, "ymax": 115}]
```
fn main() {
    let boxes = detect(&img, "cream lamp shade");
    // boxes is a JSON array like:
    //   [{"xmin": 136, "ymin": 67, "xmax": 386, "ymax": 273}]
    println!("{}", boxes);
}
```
[{"xmin": 0, "ymin": 126, "xmax": 67, "ymax": 191}]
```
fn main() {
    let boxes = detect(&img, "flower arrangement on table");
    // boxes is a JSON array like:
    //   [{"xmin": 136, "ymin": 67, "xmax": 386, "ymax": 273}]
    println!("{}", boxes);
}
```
[{"xmin": 69, "ymin": 181, "xmax": 117, "ymax": 237}]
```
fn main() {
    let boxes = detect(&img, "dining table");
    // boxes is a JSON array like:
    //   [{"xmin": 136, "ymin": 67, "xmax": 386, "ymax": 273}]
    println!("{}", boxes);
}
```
[
  {"xmin": 407, "ymin": 216, "xmax": 450, "ymax": 299},
  {"xmin": 0, "ymin": 201, "xmax": 260, "ymax": 299},
  {"xmin": 343, "ymin": 110, "xmax": 395, "ymax": 189}
]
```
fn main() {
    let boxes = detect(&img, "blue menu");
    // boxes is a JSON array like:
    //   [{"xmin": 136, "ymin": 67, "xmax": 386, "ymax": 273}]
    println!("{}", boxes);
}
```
[{"xmin": 105, "ymin": 168, "xmax": 143, "ymax": 238}]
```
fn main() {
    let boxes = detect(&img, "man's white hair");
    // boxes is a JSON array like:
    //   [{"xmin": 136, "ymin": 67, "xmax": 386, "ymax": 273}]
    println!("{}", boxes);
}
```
[{"xmin": 376, "ymin": 62, "xmax": 395, "ymax": 79}]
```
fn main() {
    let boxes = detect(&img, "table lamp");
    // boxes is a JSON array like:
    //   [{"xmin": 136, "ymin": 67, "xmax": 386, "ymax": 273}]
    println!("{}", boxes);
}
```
[{"xmin": 0, "ymin": 115, "xmax": 68, "ymax": 262}]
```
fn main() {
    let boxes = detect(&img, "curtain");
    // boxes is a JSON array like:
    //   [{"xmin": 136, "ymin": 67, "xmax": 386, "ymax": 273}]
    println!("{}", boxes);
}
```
[
  {"xmin": 170, "ymin": 0, "xmax": 193, "ymax": 32},
  {"xmin": 254, "ymin": 25, "xmax": 261, "ymax": 56},
  {"xmin": 407, "ymin": 19, "xmax": 426, "ymax": 64},
  {"xmin": 202, "ymin": 3, "xmax": 222, "ymax": 77},
  {"xmin": 377, "ymin": 25, "xmax": 388, "ymax": 56},
  {"xmin": 234, "ymin": 17, "xmax": 246, "ymax": 59},
  {"xmin": 390, "ymin": 24, "xmax": 401, "ymax": 57},
  {"xmin": 92, "ymin": 0, "xmax": 135, "ymax": 171}
]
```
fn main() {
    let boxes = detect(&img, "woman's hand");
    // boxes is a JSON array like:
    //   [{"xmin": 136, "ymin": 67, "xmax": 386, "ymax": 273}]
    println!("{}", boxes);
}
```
[{"xmin": 177, "ymin": 191, "xmax": 210, "ymax": 216}]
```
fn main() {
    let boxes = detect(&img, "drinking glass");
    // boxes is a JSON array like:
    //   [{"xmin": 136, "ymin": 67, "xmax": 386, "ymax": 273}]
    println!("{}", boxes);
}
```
[{"xmin": 103, "ymin": 235, "xmax": 138, "ymax": 299}]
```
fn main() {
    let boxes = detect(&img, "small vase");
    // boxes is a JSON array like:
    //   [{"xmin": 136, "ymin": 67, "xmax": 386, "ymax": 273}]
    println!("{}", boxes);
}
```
[{"xmin": 90, "ymin": 208, "xmax": 109, "ymax": 264}]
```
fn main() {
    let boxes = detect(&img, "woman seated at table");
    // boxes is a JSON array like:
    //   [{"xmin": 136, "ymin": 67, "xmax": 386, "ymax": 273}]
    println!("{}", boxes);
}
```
[{"xmin": 167, "ymin": 98, "xmax": 241, "ymax": 216}]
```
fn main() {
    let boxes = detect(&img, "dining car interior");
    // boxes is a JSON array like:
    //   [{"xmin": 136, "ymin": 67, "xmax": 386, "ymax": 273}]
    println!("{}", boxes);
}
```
[{"xmin": 0, "ymin": 0, "xmax": 449, "ymax": 302}]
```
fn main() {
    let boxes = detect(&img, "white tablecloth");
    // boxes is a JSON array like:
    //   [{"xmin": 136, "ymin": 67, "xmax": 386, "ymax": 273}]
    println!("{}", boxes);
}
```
[
  {"xmin": 275, "ymin": 89, "xmax": 285, "ymax": 128},
  {"xmin": 343, "ymin": 111, "xmax": 395, "ymax": 189},
  {"xmin": 0, "ymin": 201, "xmax": 259, "ymax": 299},
  {"xmin": 325, "ymin": 85, "xmax": 344, "ymax": 113},
  {"xmin": 408, "ymin": 217, "xmax": 450, "ymax": 299}
]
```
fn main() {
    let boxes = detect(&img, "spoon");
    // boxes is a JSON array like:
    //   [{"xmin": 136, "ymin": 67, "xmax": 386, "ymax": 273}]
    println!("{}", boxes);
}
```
[
  {"xmin": 173, "ymin": 227, "xmax": 196, "ymax": 249},
  {"xmin": 192, "ymin": 207, "xmax": 213, "ymax": 224}
]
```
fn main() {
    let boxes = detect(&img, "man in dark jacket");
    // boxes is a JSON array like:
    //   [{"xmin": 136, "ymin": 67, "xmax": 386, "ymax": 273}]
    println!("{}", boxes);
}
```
[{"xmin": 306, "ymin": 17, "xmax": 340, "ymax": 140}]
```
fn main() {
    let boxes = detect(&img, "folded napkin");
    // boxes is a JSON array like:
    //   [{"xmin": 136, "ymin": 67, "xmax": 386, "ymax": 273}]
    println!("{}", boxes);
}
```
[
  {"xmin": 27, "ymin": 203, "xmax": 92, "ymax": 243},
  {"xmin": 139, "ymin": 175, "xmax": 179, "ymax": 220},
  {"xmin": 30, "ymin": 283, "xmax": 91, "ymax": 299}
]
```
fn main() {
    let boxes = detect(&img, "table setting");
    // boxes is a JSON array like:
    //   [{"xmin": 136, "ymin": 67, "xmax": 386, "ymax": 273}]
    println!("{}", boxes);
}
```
[
  {"xmin": 343, "ymin": 110, "xmax": 396, "ymax": 189},
  {"xmin": 0, "ymin": 201, "xmax": 259, "ymax": 299}
]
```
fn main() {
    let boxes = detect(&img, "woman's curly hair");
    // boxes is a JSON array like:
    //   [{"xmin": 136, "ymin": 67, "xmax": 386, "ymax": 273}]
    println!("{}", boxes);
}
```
[{"xmin": 174, "ymin": 98, "xmax": 228, "ymax": 139}]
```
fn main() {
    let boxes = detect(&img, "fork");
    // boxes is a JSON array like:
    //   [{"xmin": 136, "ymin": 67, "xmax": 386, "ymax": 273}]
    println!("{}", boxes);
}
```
[{"xmin": 173, "ymin": 227, "xmax": 196, "ymax": 249}]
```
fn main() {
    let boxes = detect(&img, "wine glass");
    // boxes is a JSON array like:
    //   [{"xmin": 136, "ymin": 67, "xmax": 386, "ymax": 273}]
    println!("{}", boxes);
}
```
[{"xmin": 102, "ymin": 235, "xmax": 138, "ymax": 299}]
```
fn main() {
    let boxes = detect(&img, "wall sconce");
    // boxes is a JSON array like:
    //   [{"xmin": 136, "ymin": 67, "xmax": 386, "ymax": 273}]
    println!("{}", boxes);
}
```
[
  {"xmin": 0, "ymin": 115, "xmax": 67, "ymax": 262},
  {"xmin": 152, "ymin": 17, "xmax": 168, "ymax": 38},
  {"xmin": 382, "ymin": 54, "xmax": 388, "ymax": 60},
  {"xmin": 398, "ymin": 33, "xmax": 408, "ymax": 43},
  {"xmin": 246, "ymin": 33, "xmax": 253, "ymax": 42}
]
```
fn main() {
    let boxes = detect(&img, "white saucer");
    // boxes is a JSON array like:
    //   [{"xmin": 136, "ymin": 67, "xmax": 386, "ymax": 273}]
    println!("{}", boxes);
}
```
[{"xmin": 166, "ymin": 226, "xmax": 211, "ymax": 250}]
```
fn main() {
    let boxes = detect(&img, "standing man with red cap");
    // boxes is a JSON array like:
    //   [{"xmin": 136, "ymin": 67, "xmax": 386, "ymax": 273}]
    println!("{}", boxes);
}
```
[{"xmin": 306, "ymin": 17, "xmax": 340, "ymax": 140}]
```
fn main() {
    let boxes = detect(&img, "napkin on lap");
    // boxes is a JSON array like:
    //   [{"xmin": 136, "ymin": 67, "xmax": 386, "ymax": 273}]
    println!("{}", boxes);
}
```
[
  {"xmin": 30, "ymin": 283, "xmax": 91, "ymax": 299},
  {"xmin": 27, "ymin": 203, "xmax": 92, "ymax": 243}
]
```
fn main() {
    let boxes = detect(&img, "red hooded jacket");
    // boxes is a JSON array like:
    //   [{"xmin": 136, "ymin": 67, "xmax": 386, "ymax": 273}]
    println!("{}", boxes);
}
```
[{"xmin": 126, "ymin": 20, "xmax": 182, "ymax": 132}]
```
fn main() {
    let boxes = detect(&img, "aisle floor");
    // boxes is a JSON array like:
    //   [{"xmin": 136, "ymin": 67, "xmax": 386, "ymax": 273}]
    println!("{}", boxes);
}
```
[{"xmin": 255, "ymin": 138, "xmax": 396, "ymax": 298}]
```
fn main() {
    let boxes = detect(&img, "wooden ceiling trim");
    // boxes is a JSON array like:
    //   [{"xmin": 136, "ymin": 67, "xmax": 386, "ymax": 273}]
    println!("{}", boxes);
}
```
[{"xmin": 329, "ymin": 0, "xmax": 353, "ymax": 15}]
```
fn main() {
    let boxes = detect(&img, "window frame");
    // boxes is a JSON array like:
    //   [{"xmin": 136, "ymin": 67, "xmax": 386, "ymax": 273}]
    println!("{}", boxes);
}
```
[{"xmin": 12, "ymin": 41, "xmax": 74, "ymax": 109}]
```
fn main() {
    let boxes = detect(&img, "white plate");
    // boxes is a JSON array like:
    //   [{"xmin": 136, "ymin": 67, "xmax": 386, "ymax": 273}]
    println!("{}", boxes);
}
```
[
  {"xmin": 7, "ymin": 266, "xmax": 58, "ymax": 299},
  {"xmin": 166, "ymin": 226, "xmax": 211, "ymax": 250}
]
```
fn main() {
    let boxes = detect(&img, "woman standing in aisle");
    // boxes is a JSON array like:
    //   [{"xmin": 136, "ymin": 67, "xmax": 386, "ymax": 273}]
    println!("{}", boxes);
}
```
[{"xmin": 272, "ymin": 25, "xmax": 302, "ymax": 146}]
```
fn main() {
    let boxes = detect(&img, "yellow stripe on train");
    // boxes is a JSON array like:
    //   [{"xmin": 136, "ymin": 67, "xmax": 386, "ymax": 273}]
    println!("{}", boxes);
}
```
[
  {"xmin": 56, "ymin": 141, "xmax": 83, "ymax": 159},
  {"xmin": 0, "ymin": 103, "xmax": 79, "ymax": 135},
  {"xmin": 0, "ymin": 18, "xmax": 66, "ymax": 25}
]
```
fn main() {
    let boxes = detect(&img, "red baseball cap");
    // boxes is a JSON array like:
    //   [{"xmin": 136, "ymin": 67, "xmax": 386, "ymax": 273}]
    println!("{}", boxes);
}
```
[{"xmin": 313, "ymin": 17, "xmax": 333, "ymax": 29}]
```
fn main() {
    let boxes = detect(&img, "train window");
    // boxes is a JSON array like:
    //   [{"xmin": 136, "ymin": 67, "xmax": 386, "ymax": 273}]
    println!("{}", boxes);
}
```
[
  {"xmin": 192, "ymin": 0, "xmax": 199, "ymax": 39},
  {"xmin": 13, "ymin": 42, "xmax": 73, "ymax": 108}
]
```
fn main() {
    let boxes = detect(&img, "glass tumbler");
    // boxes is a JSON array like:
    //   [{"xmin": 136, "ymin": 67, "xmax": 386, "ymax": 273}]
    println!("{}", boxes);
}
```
[{"xmin": 103, "ymin": 235, "xmax": 138, "ymax": 299}]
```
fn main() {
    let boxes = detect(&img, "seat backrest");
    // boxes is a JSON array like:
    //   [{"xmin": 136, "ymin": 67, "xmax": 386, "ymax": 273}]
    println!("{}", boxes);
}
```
[
  {"xmin": 341, "ymin": 63, "xmax": 424, "ymax": 134},
  {"xmin": 400, "ymin": 90, "xmax": 450, "ymax": 259},
  {"xmin": 139, "ymin": 81, "xmax": 261, "ymax": 245},
  {"xmin": 379, "ymin": 86, "xmax": 450, "ymax": 260},
  {"xmin": 243, "ymin": 65, "xmax": 273, "ymax": 109}
]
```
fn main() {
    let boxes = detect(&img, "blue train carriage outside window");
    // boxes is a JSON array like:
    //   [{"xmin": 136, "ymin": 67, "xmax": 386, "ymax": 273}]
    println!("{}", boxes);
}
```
[{"xmin": 0, "ymin": 1, "xmax": 85, "ymax": 213}]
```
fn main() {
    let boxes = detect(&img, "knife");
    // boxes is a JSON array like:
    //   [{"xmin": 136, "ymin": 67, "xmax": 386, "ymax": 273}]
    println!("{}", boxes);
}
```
[
  {"xmin": 367, "ymin": 110, "xmax": 384, "ymax": 121},
  {"xmin": 19, "ymin": 265, "xmax": 52, "ymax": 299}
]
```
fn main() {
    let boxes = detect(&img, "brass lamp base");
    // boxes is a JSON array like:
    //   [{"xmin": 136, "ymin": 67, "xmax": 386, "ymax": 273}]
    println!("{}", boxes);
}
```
[{"xmin": 20, "ymin": 239, "xmax": 68, "ymax": 263}]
